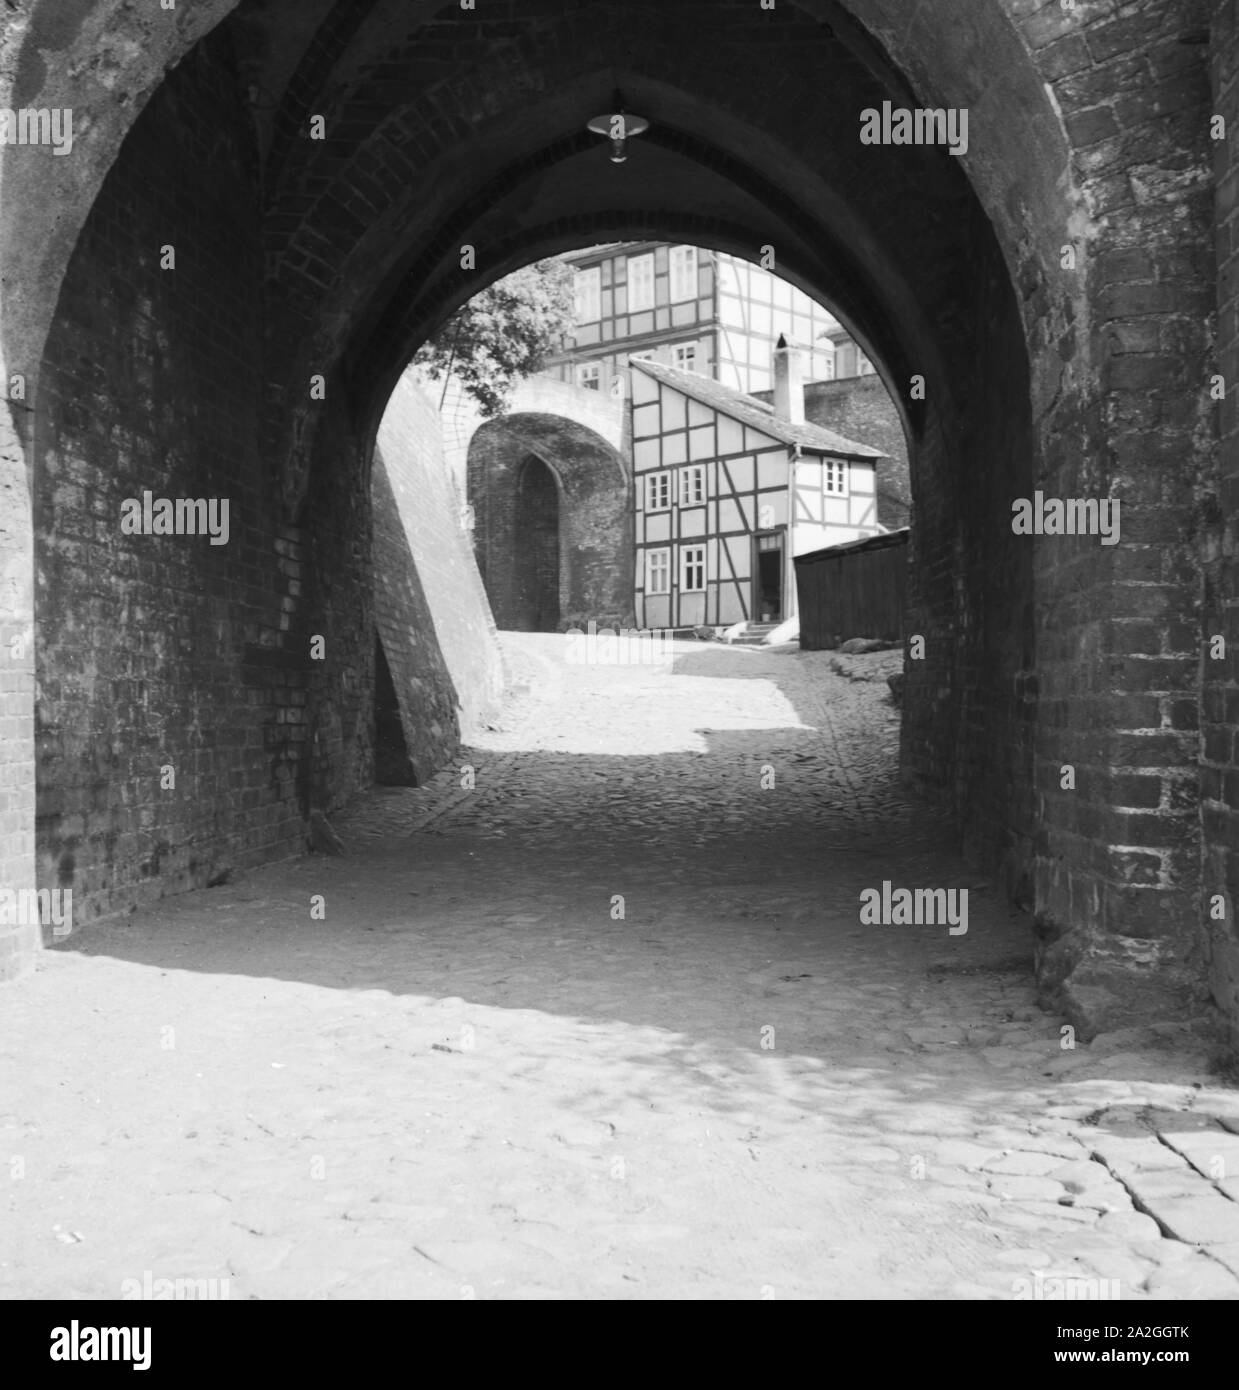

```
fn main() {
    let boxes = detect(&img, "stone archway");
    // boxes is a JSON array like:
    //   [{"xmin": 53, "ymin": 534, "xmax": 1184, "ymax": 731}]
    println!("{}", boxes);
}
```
[
  {"xmin": 0, "ymin": 1, "xmax": 1229, "ymax": 1051},
  {"xmin": 468, "ymin": 411, "xmax": 632, "ymax": 632}
]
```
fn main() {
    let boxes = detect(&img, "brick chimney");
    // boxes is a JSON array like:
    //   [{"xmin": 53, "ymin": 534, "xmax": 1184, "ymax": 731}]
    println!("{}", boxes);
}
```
[{"xmin": 772, "ymin": 333, "xmax": 804, "ymax": 425}]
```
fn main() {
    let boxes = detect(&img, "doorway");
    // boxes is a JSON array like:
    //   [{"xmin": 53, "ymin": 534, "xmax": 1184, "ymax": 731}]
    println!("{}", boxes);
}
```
[
  {"xmin": 514, "ymin": 454, "xmax": 561, "ymax": 632},
  {"xmin": 753, "ymin": 531, "xmax": 784, "ymax": 623}
]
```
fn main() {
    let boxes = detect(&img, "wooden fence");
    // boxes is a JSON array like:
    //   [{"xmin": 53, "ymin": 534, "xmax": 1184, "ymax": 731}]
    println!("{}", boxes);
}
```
[{"xmin": 793, "ymin": 528, "xmax": 908, "ymax": 649}]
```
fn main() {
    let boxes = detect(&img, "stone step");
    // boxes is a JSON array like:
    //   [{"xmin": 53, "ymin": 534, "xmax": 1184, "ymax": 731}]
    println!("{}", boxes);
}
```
[{"xmin": 732, "ymin": 623, "xmax": 781, "ymax": 645}]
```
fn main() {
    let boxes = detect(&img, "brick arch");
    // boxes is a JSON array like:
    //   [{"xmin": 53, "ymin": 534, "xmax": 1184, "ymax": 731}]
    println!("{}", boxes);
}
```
[
  {"xmin": 0, "ymin": 0, "xmax": 242, "ymax": 392},
  {"xmin": 261, "ymin": 2, "xmax": 1032, "ymax": 512},
  {"xmin": 0, "ymin": 0, "xmax": 1077, "ymax": 516},
  {"xmin": 468, "ymin": 412, "xmax": 633, "ymax": 631},
  {"xmin": 0, "ymin": 0, "xmax": 1084, "ymax": 408},
  {"xmin": 279, "ymin": 99, "xmax": 964, "ymax": 514},
  {"xmin": 239, "ymin": 0, "xmax": 1086, "ymax": 541},
  {"xmin": 283, "ymin": 1, "xmax": 1038, "ymax": 940},
  {"xmin": 0, "ymin": 0, "xmax": 1094, "ymax": 987},
  {"xmin": 0, "ymin": 0, "xmax": 1225, "ymax": 1048}
]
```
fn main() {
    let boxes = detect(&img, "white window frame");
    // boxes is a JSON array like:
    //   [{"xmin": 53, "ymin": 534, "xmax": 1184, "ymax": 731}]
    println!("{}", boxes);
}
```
[
  {"xmin": 679, "ymin": 464, "xmax": 706, "ymax": 507},
  {"xmin": 627, "ymin": 253, "xmax": 655, "ymax": 312},
  {"xmin": 680, "ymin": 544, "xmax": 707, "ymax": 593},
  {"xmin": 645, "ymin": 548, "xmax": 671, "ymax": 595},
  {"xmin": 574, "ymin": 266, "xmax": 601, "ymax": 324},
  {"xmin": 578, "ymin": 363, "xmax": 601, "ymax": 390},
  {"xmin": 669, "ymin": 245, "xmax": 697, "ymax": 303},
  {"xmin": 645, "ymin": 471, "xmax": 671, "ymax": 512},
  {"xmin": 673, "ymin": 342, "xmax": 697, "ymax": 373},
  {"xmin": 823, "ymin": 458, "xmax": 848, "ymax": 496}
]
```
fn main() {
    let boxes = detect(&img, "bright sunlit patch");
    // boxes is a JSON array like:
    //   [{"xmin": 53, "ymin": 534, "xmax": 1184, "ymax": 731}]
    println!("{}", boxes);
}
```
[{"xmin": 478, "ymin": 637, "xmax": 814, "ymax": 754}]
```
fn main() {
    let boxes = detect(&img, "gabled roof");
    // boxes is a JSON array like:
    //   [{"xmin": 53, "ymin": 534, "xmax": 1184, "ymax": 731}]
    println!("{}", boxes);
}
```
[{"xmin": 630, "ymin": 359, "xmax": 886, "ymax": 460}]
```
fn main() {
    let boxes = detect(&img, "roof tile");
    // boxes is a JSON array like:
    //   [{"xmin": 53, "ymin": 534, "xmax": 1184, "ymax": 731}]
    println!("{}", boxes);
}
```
[{"xmin": 630, "ymin": 359, "xmax": 886, "ymax": 459}]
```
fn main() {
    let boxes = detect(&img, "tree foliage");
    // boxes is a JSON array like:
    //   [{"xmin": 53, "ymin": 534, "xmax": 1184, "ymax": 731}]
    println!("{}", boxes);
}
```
[{"xmin": 414, "ymin": 260, "xmax": 576, "ymax": 418}]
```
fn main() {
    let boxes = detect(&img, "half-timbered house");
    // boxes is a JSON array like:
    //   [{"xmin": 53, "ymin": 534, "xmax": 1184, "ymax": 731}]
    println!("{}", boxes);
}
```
[
  {"xmin": 631, "ymin": 339, "xmax": 886, "ymax": 630},
  {"xmin": 541, "ymin": 241, "xmax": 857, "ymax": 394}
]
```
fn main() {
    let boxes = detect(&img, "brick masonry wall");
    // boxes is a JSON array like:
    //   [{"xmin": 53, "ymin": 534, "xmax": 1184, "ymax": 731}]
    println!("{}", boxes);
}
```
[
  {"xmin": 373, "ymin": 371, "xmax": 504, "ymax": 756},
  {"xmin": 753, "ymin": 375, "xmax": 912, "ymax": 528},
  {"xmin": 31, "ymin": 28, "xmax": 377, "ymax": 933},
  {"xmin": 469, "ymin": 430, "xmax": 556, "ymax": 632},
  {"xmin": 34, "ymin": 33, "xmax": 287, "ymax": 929},
  {"xmin": 297, "ymin": 391, "xmax": 376, "ymax": 822},
  {"xmin": 1016, "ymin": 0, "xmax": 1218, "ymax": 1033},
  {"xmin": 469, "ymin": 414, "xmax": 633, "ymax": 632},
  {"xmin": 1207, "ymin": 0, "xmax": 1239, "ymax": 1050},
  {"xmin": 899, "ymin": 268, "xmax": 1039, "ymax": 909}
]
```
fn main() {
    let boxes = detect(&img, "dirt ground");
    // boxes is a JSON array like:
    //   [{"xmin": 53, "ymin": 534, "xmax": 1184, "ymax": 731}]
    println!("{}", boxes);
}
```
[{"xmin": 2, "ymin": 634, "xmax": 1237, "ymax": 1300}]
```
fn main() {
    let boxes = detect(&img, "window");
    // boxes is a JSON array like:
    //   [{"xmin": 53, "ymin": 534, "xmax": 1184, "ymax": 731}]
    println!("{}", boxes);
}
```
[
  {"xmin": 673, "ymin": 342, "xmax": 697, "ymax": 372},
  {"xmin": 669, "ymin": 246, "xmax": 697, "ymax": 303},
  {"xmin": 824, "ymin": 458, "xmax": 847, "ymax": 495},
  {"xmin": 627, "ymin": 253, "xmax": 655, "ymax": 311},
  {"xmin": 646, "ymin": 548, "xmax": 671, "ymax": 595},
  {"xmin": 680, "ymin": 464, "xmax": 706, "ymax": 506},
  {"xmin": 574, "ymin": 266, "xmax": 601, "ymax": 324},
  {"xmin": 857, "ymin": 352, "xmax": 875, "ymax": 375},
  {"xmin": 680, "ymin": 544, "xmax": 707, "ymax": 592},
  {"xmin": 578, "ymin": 363, "xmax": 601, "ymax": 391},
  {"xmin": 645, "ymin": 471, "xmax": 671, "ymax": 511}
]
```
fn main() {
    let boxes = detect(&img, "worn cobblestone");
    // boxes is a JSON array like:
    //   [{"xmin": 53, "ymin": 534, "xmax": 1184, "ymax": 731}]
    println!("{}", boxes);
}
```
[{"xmin": 0, "ymin": 636, "xmax": 1235, "ymax": 1299}]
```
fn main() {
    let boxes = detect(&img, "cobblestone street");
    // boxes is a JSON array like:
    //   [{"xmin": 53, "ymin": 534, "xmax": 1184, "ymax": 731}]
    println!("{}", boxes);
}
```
[{"xmin": 3, "ymin": 635, "xmax": 1238, "ymax": 1300}]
